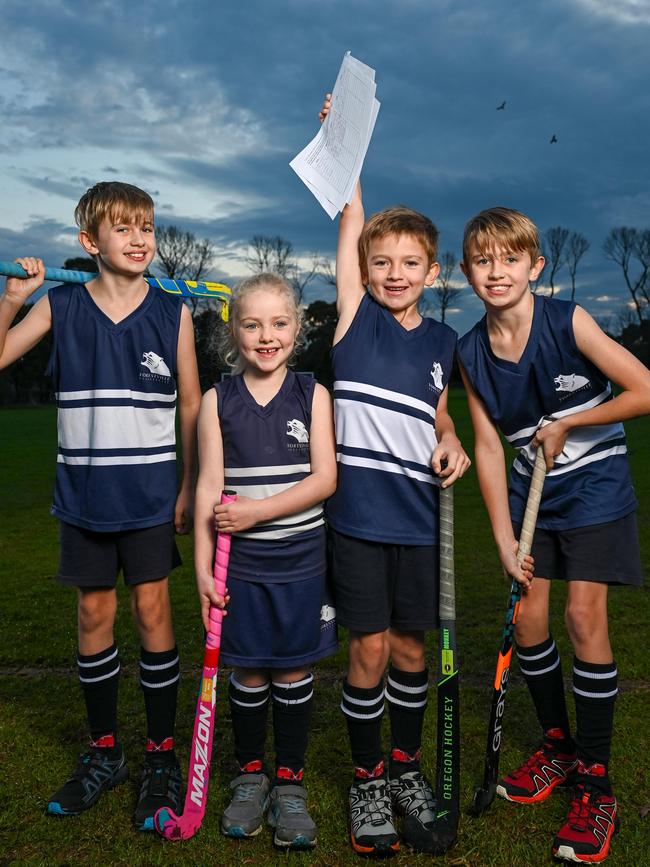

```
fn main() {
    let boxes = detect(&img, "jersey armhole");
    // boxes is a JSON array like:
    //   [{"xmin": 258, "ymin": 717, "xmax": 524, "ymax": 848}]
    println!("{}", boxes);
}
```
[{"xmin": 567, "ymin": 302, "xmax": 579, "ymax": 355}]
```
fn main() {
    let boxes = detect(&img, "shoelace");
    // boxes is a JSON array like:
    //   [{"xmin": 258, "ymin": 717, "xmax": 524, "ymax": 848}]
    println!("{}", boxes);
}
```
[
  {"xmin": 511, "ymin": 745, "xmax": 554, "ymax": 778},
  {"xmin": 568, "ymin": 786, "xmax": 596, "ymax": 831},
  {"xmin": 232, "ymin": 782, "xmax": 261, "ymax": 803},
  {"xmin": 72, "ymin": 749, "xmax": 117, "ymax": 780},
  {"xmin": 359, "ymin": 782, "xmax": 391, "ymax": 825},
  {"xmin": 142, "ymin": 760, "xmax": 178, "ymax": 798},
  {"xmin": 277, "ymin": 795, "xmax": 307, "ymax": 815}
]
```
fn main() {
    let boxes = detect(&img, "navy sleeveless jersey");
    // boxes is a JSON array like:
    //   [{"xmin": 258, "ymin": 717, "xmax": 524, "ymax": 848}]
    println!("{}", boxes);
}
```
[
  {"xmin": 216, "ymin": 371, "xmax": 325, "ymax": 582},
  {"xmin": 458, "ymin": 294, "xmax": 637, "ymax": 529},
  {"xmin": 47, "ymin": 283, "xmax": 182, "ymax": 531},
  {"xmin": 326, "ymin": 293, "xmax": 457, "ymax": 545}
]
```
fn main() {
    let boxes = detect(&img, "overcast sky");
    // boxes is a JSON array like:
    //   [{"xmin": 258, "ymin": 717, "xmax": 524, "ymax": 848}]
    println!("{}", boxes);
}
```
[{"xmin": 1, "ymin": 0, "xmax": 648, "ymax": 334}]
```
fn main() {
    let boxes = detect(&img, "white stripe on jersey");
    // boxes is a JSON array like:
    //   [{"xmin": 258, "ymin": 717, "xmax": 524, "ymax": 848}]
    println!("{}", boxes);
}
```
[
  {"xmin": 334, "ymin": 380, "xmax": 436, "ymax": 420},
  {"xmin": 335, "ymin": 398, "xmax": 437, "ymax": 470},
  {"xmin": 225, "ymin": 463, "xmax": 311, "ymax": 477},
  {"xmin": 338, "ymin": 453, "xmax": 437, "ymax": 485},
  {"xmin": 237, "ymin": 516, "xmax": 324, "ymax": 540},
  {"xmin": 56, "ymin": 389, "xmax": 176, "ymax": 403},
  {"xmin": 518, "ymin": 421, "xmax": 625, "ymax": 466},
  {"xmin": 513, "ymin": 444, "xmax": 628, "ymax": 478},
  {"xmin": 58, "ymin": 404, "xmax": 176, "ymax": 451},
  {"xmin": 58, "ymin": 452, "xmax": 176, "ymax": 466},
  {"xmin": 505, "ymin": 387, "xmax": 612, "ymax": 443}
]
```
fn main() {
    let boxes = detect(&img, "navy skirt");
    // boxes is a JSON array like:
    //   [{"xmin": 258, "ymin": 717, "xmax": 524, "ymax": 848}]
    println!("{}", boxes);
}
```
[{"xmin": 220, "ymin": 571, "xmax": 338, "ymax": 668}]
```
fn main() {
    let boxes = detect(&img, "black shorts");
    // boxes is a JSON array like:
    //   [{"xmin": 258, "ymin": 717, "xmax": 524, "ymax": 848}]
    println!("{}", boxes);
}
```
[
  {"xmin": 57, "ymin": 521, "xmax": 182, "ymax": 588},
  {"xmin": 513, "ymin": 512, "xmax": 643, "ymax": 586},
  {"xmin": 328, "ymin": 528, "xmax": 439, "ymax": 632}
]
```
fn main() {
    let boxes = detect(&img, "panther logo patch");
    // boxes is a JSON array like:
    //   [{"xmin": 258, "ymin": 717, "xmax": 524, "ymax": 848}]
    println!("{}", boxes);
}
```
[
  {"xmin": 286, "ymin": 419, "xmax": 309, "ymax": 443},
  {"xmin": 320, "ymin": 604, "xmax": 336, "ymax": 624},
  {"xmin": 141, "ymin": 351, "xmax": 171, "ymax": 377},
  {"xmin": 430, "ymin": 362, "xmax": 444, "ymax": 391},
  {"xmin": 554, "ymin": 373, "xmax": 590, "ymax": 393}
]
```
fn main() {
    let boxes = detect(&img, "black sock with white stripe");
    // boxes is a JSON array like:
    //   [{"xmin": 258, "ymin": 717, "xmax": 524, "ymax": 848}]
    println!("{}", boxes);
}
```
[
  {"xmin": 272, "ymin": 674, "xmax": 314, "ymax": 782},
  {"xmin": 229, "ymin": 674, "xmax": 270, "ymax": 770},
  {"xmin": 341, "ymin": 678, "xmax": 385, "ymax": 778},
  {"xmin": 517, "ymin": 636, "xmax": 573, "ymax": 750},
  {"xmin": 77, "ymin": 642, "xmax": 120, "ymax": 744},
  {"xmin": 386, "ymin": 665, "xmax": 428, "ymax": 777},
  {"xmin": 573, "ymin": 656, "xmax": 617, "ymax": 791},
  {"xmin": 140, "ymin": 646, "xmax": 180, "ymax": 760}
]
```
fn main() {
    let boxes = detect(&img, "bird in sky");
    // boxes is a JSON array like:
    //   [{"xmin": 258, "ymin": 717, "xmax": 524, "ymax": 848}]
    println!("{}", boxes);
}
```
[
  {"xmin": 550, "ymin": 134, "xmax": 558, "ymax": 143},
  {"xmin": 496, "ymin": 101, "xmax": 506, "ymax": 110}
]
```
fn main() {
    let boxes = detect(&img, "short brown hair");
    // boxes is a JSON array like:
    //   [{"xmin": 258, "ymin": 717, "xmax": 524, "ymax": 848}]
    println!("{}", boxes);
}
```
[
  {"xmin": 75, "ymin": 181, "xmax": 155, "ymax": 238},
  {"xmin": 463, "ymin": 206, "xmax": 541, "ymax": 264},
  {"xmin": 358, "ymin": 206, "xmax": 439, "ymax": 273}
]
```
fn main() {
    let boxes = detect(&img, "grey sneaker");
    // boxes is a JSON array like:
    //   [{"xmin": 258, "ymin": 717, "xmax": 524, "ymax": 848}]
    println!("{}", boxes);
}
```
[
  {"xmin": 268, "ymin": 784, "xmax": 317, "ymax": 849},
  {"xmin": 349, "ymin": 777, "xmax": 399, "ymax": 855},
  {"xmin": 390, "ymin": 768, "xmax": 437, "ymax": 851},
  {"xmin": 221, "ymin": 772, "xmax": 270, "ymax": 838}
]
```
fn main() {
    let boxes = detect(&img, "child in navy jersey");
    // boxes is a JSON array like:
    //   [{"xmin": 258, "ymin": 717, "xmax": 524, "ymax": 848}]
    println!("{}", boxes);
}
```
[
  {"xmin": 457, "ymin": 206, "xmax": 650, "ymax": 864},
  {"xmin": 0, "ymin": 182, "xmax": 202, "ymax": 829},
  {"xmin": 194, "ymin": 273, "xmax": 337, "ymax": 850},
  {"xmin": 318, "ymin": 96, "xmax": 471, "ymax": 856}
]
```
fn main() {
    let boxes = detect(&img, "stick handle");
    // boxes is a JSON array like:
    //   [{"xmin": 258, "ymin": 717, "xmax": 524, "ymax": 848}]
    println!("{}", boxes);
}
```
[
  {"xmin": 0, "ymin": 260, "xmax": 96, "ymax": 284},
  {"xmin": 439, "ymin": 485, "xmax": 455, "ymax": 621},
  {"xmin": 207, "ymin": 490, "xmax": 236, "ymax": 646},
  {"xmin": 516, "ymin": 448, "xmax": 547, "ymax": 563}
]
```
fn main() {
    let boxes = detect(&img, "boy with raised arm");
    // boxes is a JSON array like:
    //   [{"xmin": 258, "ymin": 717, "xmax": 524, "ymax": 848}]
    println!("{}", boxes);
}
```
[
  {"xmin": 319, "ymin": 97, "xmax": 471, "ymax": 855},
  {"xmin": 457, "ymin": 206, "xmax": 650, "ymax": 864},
  {"xmin": 0, "ymin": 181, "xmax": 202, "ymax": 830}
]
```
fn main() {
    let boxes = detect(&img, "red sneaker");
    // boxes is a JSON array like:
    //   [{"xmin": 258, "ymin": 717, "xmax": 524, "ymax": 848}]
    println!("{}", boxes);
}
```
[
  {"xmin": 497, "ymin": 728, "xmax": 578, "ymax": 804},
  {"xmin": 552, "ymin": 765, "xmax": 618, "ymax": 863}
]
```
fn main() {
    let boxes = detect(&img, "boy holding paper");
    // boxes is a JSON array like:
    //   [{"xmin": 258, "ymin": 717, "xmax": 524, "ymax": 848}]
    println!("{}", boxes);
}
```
[{"xmin": 319, "ymin": 96, "xmax": 471, "ymax": 855}]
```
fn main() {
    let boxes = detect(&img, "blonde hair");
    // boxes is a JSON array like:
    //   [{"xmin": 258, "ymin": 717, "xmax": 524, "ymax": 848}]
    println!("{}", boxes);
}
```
[
  {"xmin": 358, "ymin": 206, "xmax": 439, "ymax": 274},
  {"xmin": 75, "ymin": 181, "xmax": 154, "ymax": 238},
  {"xmin": 219, "ymin": 273, "xmax": 304, "ymax": 374},
  {"xmin": 463, "ymin": 206, "xmax": 541, "ymax": 264}
]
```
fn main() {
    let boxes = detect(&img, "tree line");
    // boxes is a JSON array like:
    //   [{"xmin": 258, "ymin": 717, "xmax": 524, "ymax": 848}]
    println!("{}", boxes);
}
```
[{"xmin": 1, "ymin": 223, "xmax": 648, "ymax": 403}]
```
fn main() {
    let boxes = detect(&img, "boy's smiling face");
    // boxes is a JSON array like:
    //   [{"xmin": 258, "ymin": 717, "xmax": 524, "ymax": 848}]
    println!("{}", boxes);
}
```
[
  {"xmin": 363, "ymin": 233, "xmax": 439, "ymax": 325},
  {"xmin": 461, "ymin": 244, "xmax": 544, "ymax": 311},
  {"xmin": 80, "ymin": 214, "xmax": 156, "ymax": 278}
]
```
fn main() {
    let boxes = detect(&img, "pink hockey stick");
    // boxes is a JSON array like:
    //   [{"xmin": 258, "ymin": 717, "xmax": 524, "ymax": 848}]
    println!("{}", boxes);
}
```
[{"xmin": 154, "ymin": 489, "xmax": 236, "ymax": 840}]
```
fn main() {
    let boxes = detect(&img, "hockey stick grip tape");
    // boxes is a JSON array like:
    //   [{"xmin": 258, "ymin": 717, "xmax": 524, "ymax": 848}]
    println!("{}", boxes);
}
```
[
  {"xmin": 438, "ymin": 484, "xmax": 455, "ymax": 621},
  {"xmin": 516, "ymin": 448, "xmax": 547, "ymax": 563}
]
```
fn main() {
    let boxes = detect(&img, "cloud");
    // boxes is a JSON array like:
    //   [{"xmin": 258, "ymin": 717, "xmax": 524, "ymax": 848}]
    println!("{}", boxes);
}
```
[{"xmin": 572, "ymin": 0, "xmax": 650, "ymax": 25}]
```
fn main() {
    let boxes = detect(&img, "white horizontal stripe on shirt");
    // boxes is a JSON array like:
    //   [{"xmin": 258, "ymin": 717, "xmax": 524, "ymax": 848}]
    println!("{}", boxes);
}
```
[
  {"xmin": 335, "ymin": 399, "xmax": 437, "ymax": 469},
  {"xmin": 58, "ymin": 404, "xmax": 176, "ymax": 451},
  {"xmin": 57, "ymin": 389, "xmax": 176, "ymax": 403},
  {"xmin": 236, "ymin": 517, "xmax": 324, "ymax": 540},
  {"xmin": 506, "ymin": 387, "xmax": 612, "ymax": 443},
  {"xmin": 224, "ymin": 463, "xmax": 311, "ymax": 477},
  {"xmin": 338, "ymin": 453, "xmax": 436, "ymax": 485},
  {"xmin": 334, "ymin": 380, "xmax": 436, "ymax": 420},
  {"xmin": 58, "ymin": 451, "xmax": 176, "ymax": 466},
  {"xmin": 513, "ymin": 445, "xmax": 628, "ymax": 478}
]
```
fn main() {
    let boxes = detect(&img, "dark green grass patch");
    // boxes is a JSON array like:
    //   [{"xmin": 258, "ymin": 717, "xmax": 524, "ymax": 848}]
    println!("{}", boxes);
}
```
[{"xmin": 1, "ymin": 399, "xmax": 649, "ymax": 865}]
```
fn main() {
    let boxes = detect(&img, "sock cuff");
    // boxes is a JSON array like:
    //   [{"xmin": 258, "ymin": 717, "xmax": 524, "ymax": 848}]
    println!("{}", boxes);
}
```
[
  {"xmin": 341, "ymin": 678, "xmax": 385, "ymax": 721},
  {"xmin": 272, "ymin": 674, "xmax": 314, "ymax": 706},
  {"xmin": 140, "ymin": 645, "xmax": 179, "ymax": 667},
  {"xmin": 77, "ymin": 643, "xmax": 120, "ymax": 684},
  {"xmin": 385, "ymin": 666, "xmax": 428, "ymax": 709},
  {"xmin": 517, "ymin": 636, "xmax": 560, "ymax": 677},
  {"xmin": 229, "ymin": 673, "xmax": 270, "ymax": 711},
  {"xmin": 573, "ymin": 657, "xmax": 618, "ymax": 700},
  {"xmin": 139, "ymin": 647, "xmax": 180, "ymax": 690}
]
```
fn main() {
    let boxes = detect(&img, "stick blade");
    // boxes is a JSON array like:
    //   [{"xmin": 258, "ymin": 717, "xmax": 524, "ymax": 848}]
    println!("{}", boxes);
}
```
[
  {"xmin": 154, "ymin": 806, "xmax": 198, "ymax": 840},
  {"xmin": 470, "ymin": 783, "xmax": 496, "ymax": 816}
]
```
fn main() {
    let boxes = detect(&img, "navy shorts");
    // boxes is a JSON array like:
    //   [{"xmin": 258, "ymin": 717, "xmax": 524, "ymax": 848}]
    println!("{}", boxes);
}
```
[
  {"xmin": 513, "ymin": 512, "xmax": 643, "ymax": 586},
  {"xmin": 220, "ymin": 572, "xmax": 338, "ymax": 669},
  {"xmin": 328, "ymin": 528, "xmax": 439, "ymax": 633},
  {"xmin": 57, "ymin": 521, "xmax": 182, "ymax": 588}
]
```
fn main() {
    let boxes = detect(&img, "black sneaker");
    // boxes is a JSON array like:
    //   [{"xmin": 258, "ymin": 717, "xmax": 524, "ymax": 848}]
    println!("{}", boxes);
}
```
[
  {"xmin": 134, "ymin": 753, "xmax": 183, "ymax": 831},
  {"xmin": 47, "ymin": 739, "xmax": 129, "ymax": 816}
]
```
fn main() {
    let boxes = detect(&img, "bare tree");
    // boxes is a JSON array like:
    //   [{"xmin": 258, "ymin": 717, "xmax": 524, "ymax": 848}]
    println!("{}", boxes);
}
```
[
  {"xmin": 565, "ymin": 231, "xmax": 590, "ymax": 301},
  {"xmin": 603, "ymin": 227, "xmax": 650, "ymax": 323},
  {"xmin": 155, "ymin": 225, "xmax": 217, "ymax": 314},
  {"xmin": 246, "ymin": 235, "xmax": 321, "ymax": 304},
  {"xmin": 319, "ymin": 257, "xmax": 336, "ymax": 286},
  {"xmin": 544, "ymin": 227, "xmax": 570, "ymax": 297},
  {"xmin": 428, "ymin": 251, "xmax": 463, "ymax": 323}
]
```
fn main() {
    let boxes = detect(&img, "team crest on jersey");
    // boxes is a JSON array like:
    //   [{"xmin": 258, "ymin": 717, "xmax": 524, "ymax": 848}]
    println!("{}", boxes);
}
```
[
  {"xmin": 141, "ymin": 351, "xmax": 171, "ymax": 378},
  {"xmin": 286, "ymin": 419, "xmax": 309, "ymax": 444},
  {"xmin": 430, "ymin": 361, "xmax": 444, "ymax": 391},
  {"xmin": 554, "ymin": 373, "xmax": 590, "ymax": 395}
]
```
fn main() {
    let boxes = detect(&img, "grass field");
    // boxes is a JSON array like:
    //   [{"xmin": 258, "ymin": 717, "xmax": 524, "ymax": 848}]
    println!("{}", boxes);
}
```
[{"xmin": 1, "ymin": 394, "xmax": 649, "ymax": 866}]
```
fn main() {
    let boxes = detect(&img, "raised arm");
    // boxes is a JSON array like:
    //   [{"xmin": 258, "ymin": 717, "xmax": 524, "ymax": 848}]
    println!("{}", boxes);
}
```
[
  {"xmin": 174, "ymin": 304, "xmax": 202, "ymax": 533},
  {"xmin": 194, "ymin": 388, "xmax": 226, "ymax": 631},
  {"xmin": 460, "ymin": 363, "xmax": 533, "ymax": 590},
  {"xmin": 214, "ymin": 382, "xmax": 337, "ymax": 534},
  {"xmin": 532, "ymin": 306, "xmax": 650, "ymax": 469},
  {"xmin": 319, "ymin": 94, "xmax": 366, "ymax": 344},
  {"xmin": 0, "ymin": 257, "xmax": 51, "ymax": 369}
]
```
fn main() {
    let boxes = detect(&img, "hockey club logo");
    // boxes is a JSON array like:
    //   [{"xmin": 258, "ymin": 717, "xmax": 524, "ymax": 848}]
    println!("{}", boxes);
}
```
[
  {"xmin": 286, "ymin": 419, "xmax": 309, "ymax": 443},
  {"xmin": 320, "ymin": 604, "xmax": 336, "ymax": 624},
  {"xmin": 430, "ymin": 361, "xmax": 444, "ymax": 391},
  {"xmin": 141, "ymin": 351, "xmax": 171, "ymax": 378},
  {"xmin": 554, "ymin": 373, "xmax": 590, "ymax": 393}
]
